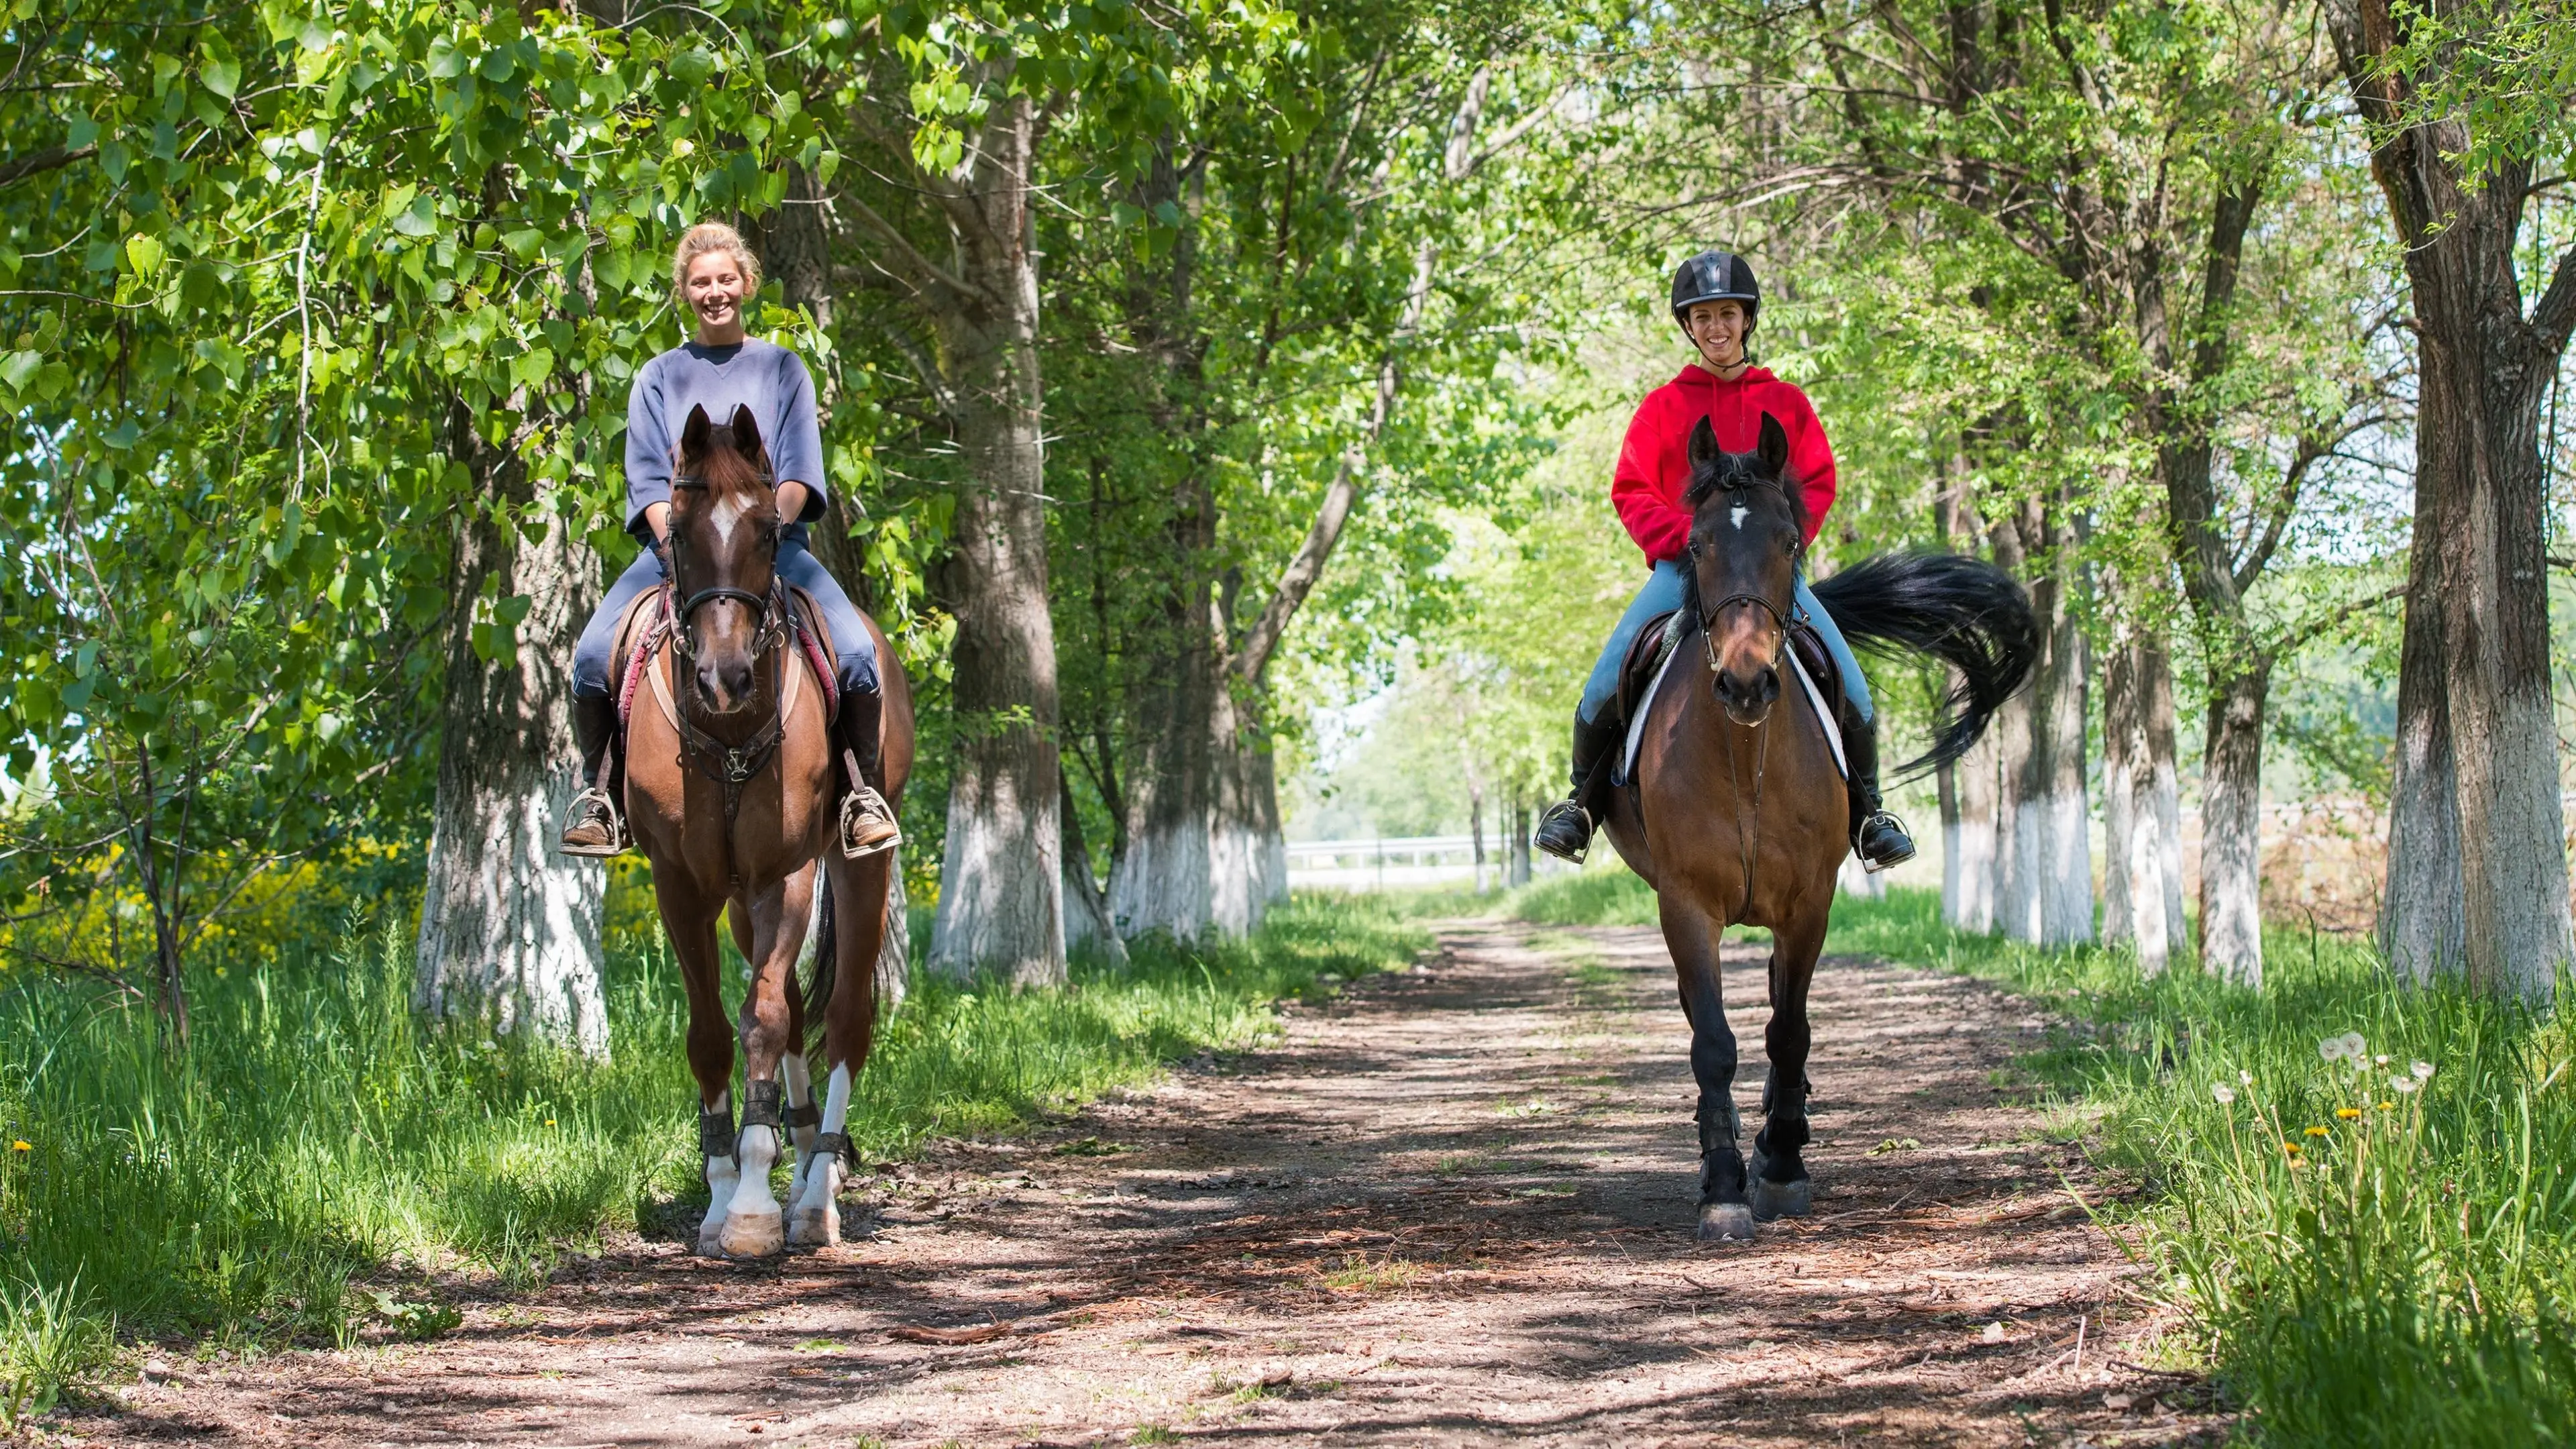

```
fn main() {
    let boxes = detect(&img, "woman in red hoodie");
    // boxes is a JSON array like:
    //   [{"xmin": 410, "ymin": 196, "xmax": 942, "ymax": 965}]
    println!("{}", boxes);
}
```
[{"xmin": 1532, "ymin": 251, "xmax": 1913, "ymax": 870}]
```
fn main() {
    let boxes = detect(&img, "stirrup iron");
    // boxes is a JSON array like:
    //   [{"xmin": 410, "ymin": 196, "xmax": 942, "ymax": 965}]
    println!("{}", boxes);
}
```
[
  {"xmin": 838, "ymin": 750, "xmax": 901, "ymax": 859},
  {"xmin": 558, "ymin": 784, "xmax": 628, "ymax": 858}
]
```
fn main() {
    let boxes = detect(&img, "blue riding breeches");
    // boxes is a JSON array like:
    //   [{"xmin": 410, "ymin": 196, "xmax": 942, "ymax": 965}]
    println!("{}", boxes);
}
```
[
  {"xmin": 1574, "ymin": 561, "xmax": 1872, "ymax": 727},
  {"xmin": 571, "ymin": 535, "xmax": 879, "ymax": 702}
]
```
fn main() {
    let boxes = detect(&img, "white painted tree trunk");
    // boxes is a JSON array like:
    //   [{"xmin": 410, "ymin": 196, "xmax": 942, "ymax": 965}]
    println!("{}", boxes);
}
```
[
  {"xmin": 2103, "ymin": 631, "xmax": 2186, "ymax": 975},
  {"xmin": 415, "ymin": 474, "xmax": 608, "ymax": 1056},
  {"xmin": 1991, "ymin": 509, "xmax": 2092, "ymax": 948},
  {"xmin": 1939, "ymin": 740, "xmax": 1999, "ymax": 933}
]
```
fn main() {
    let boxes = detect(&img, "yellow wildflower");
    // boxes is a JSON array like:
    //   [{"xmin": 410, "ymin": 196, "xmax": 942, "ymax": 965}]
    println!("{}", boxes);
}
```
[
  {"xmin": 2377, "ymin": 1102, "xmax": 2395, "ymax": 1112},
  {"xmin": 2336, "ymin": 1107, "xmax": 2362, "ymax": 1121},
  {"xmin": 7, "ymin": 1141, "xmax": 25, "ymax": 1153},
  {"xmin": 2304, "ymin": 1125, "xmax": 2330, "ymax": 1137}
]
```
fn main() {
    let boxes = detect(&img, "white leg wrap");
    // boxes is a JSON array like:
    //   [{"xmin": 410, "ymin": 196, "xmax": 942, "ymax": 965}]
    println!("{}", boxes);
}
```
[
  {"xmin": 698, "ymin": 1089, "xmax": 737, "ymax": 1256},
  {"xmin": 782, "ymin": 1054, "xmax": 817, "ymax": 1201},
  {"xmin": 718, "ymin": 1122, "xmax": 786, "ymax": 1257},
  {"xmin": 788, "ymin": 1064, "xmax": 853, "ymax": 1248}
]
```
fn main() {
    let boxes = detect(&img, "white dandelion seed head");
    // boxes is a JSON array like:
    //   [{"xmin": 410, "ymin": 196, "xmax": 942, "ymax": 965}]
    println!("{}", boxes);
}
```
[
  {"xmin": 2375, "ymin": 1055, "xmax": 2392, "ymax": 1066},
  {"xmin": 2412, "ymin": 1061, "xmax": 2435, "ymax": 1080},
  {"xmin": 2392, "ymin": 1075, "xmax": 2420, "ymax": 1094},
  {"xmin": 2240, "ymin": 1070, "xmax": 2255, "ymax": 1085},
  {"xmin": 2320, "ymin": 1036, "xmax": 2349, "ymax": 1063},
  {"xmin": 2339, "ymin": 1032, "xmax": 2368, "ymax": 1061},
  {"xmin": 2211, "ymin": 1083, "xmax": 2237, "ymax": 1105}
]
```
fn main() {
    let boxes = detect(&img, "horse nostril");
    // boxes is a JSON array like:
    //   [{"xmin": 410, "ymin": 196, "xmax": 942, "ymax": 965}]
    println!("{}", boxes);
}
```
[
  {"xmin": 722, "ymin": 661, "xmax": 754, "ymax": 700},
  {"xmin": 1758, "ymin": 667, "xmax": 1780, "ymax": 704}
]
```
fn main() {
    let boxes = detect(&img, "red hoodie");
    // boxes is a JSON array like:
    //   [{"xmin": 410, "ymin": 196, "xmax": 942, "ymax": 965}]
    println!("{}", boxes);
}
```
[{"xmin": 1611, "ymin": 364, "xmax": 1837, "ymax": 564}]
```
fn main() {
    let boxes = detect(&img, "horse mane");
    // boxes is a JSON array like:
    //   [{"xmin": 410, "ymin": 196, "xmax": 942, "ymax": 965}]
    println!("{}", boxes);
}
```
[{"xmin": 690, "ymin": 424, "xmax": 772, "ymax": 504}]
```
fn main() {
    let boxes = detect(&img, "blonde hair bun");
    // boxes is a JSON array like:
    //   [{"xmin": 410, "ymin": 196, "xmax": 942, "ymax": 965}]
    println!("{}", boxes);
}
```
[{"xmin": 671, "ymin": 222, "xmax": 763, "ymax": 306}]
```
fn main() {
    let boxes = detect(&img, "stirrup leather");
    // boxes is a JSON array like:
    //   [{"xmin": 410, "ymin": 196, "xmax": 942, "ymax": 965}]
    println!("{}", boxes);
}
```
[
  {"xmin": 558, "ymin": 785, "xmax": 629, "ymax": 858},
  {"xmin": 839, "ymin": 781, "xmax": 902, "ymax": 859}
]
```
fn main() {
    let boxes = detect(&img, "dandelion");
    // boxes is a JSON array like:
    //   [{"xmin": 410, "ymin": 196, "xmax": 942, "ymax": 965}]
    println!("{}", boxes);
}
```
[
  {"xmin": 545, "ymin": 1119, "xmax": 557, "ymax": 1128},
  {"xmin": 2305, "ymin": 1125, "xmax": 2330, "ymax": 1137},
  {"xmin": 2392, "ymin": 1076, "xmax": 2420, "ymax": 1095},
  {"xmin": 2412, "ymin": 1061, "xmax": 2435, "ymax": 1081},
  {"xmin": 2320, "ymin": 1036, "xmax": 2351, "ymax": 1063},
  {"xmin": 2339, "ymin": 1032, "xmax": 2367, "ymax": 1060},
  {"xmin": 7, "ymin": 1141, "xmax": 25, "ymax": 1153},
  {"xmin": 2375, "ymin": 1055, "xmax": 2392, "ymax": 1066},
  {"xmin": 2337, "ymin": 1107, "xmax": 2362, "ymax": 1120},
  {"xmin": 2377, "ymin": 1102, "xmax": 2395, "ymax": 1112},
  {"xmin": 2211, "ymin": 1083, "xmax": 2237, "ymax": 1105},
  {"xmin": 2282, "ymin": 1140, "xmax": 2302, "ymax": 1157},
  {"xmin": 2240, "ymin": 1070, "xmax": 2254, "ymax": 1085}
]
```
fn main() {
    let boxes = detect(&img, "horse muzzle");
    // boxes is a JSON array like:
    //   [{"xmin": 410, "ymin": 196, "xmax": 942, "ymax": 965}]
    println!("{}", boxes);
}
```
[
  {"xmin": 693, "ymin": 653, "xmax": 759, "ymax": 715},
  {"xmin": 1713, "ymin": 663, "xmax": 1780, "ymax": 726}
]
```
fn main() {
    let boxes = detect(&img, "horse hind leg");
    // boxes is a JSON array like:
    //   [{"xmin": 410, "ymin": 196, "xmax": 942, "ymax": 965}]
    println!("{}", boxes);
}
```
[{"xmin": 790, "ymin": 853, "xmax": 887, "ymax": 1248}]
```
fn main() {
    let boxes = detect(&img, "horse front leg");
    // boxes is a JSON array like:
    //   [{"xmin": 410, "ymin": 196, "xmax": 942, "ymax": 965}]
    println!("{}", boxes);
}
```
[
  {"xmin": 1662, "ymin": 892, "xmax": 1752, "ymax": 1243},
  {"xmin": 740, "ymin": 896, "xmax": 826, "ymax": 1235},
  {"xmin": 659, "ymin": 888, "xmax": 741, "ymax": 1258},
  {"xmin": 716, "ymin": 863, "xmax": 818, "ymax": 1258},
  {"xmin": 1752, "ymin": 905, "xmax": 1825, "ymax": 1221},
  {"xmin": 790, "ymin": 850, "xmax": 889, "ymax": 1249}
]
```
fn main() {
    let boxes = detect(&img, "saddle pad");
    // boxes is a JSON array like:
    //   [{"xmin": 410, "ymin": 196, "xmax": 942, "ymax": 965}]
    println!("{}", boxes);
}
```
[
  {"xmin": 785, "ymin": 586, "xmax": 840, "ymax": 727},
  {"xmin": 612, "ymin": 588, "xmax": 667, "ymax": 732},
  {"xmin": 1617, "ymin": 643, "xmax": 1682, "ymax": 787}
]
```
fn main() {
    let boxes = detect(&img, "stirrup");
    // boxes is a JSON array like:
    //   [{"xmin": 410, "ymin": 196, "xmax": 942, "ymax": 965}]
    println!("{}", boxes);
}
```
[
  {"xmin": 839, "ymin": 784, "xmax": 901, "ymax": 859},
  {"xmin": 557, "ymin": 786, "xmax": 629, "ymax": 858},
  {"xmin": 1856, "ymin": 810, "xmax": 1915, "ymax": 874},
  {"xmin": 1534, "ymin": 797, "xmax": 1595, "ymax": 865}
]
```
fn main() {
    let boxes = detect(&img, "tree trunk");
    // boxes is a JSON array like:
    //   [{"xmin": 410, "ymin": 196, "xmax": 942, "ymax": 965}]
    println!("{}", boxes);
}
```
[
  {"xmin": 2379, "ymin": 512, "xmax": 2465, "ymax": 982},
  {"xmin": 1060, "ymin": 769, "xmax": 1127, "ymax": 963},
  {"xmin": 1508, "ymin": 790, "xmax": 1533, "ymax": 888},
  {"xmin": 2332, "ymin": 0, "xmax": 2576, "ymax": 998},
  {"xmin": 1109, "ymin": 556, "xmax": 1230, "ymax": 941},
  {"xmin": 415, "ymin": 416, "xmax": 608, "ymax": 1055},
  {"xmin": 2199, "ymin": 659, "xmax": 2271, "ymax": 986},
  {"xmin": 1990, "ymin": 502, "xmax": 2092, "ymax": 947},
  {"xmin": 2103, "ymin": 623, "xmax": 2187, "ymax": 975},
  {"xmin": 924, "ymin": 96, "xmax": 1067, "ymax": 988},
  {"xmin": 1939, "ymin": 743, "xmax": 1999, "ymax": 933}
]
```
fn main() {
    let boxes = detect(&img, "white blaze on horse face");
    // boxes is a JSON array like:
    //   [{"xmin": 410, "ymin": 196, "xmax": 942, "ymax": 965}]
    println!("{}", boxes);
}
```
[
  {"xmin": 708, "ymin": 490, "xmax": 750, "ymax": 548},
  {"xmin": 1730, "ymin": 504, "xmax": 1750, "ymax": 531}
]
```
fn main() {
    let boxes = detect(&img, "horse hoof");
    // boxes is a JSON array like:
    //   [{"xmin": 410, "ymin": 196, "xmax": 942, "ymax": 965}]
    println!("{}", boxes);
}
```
[
  {"xmin": 1696, "ymin": 1203, "xmax": 1757, "ymax": 1243},
  {"xmin": 696, "ymin": 1211, "xmax": 729, "ymax": 1258},
  {"xmin": 720, "ymin": 1209, "xmax": 786, "ymax": 1258},
  {"xmin": 1750, "ymin": 1174, "xmax": 1812, "ymax": 1220},
  {"xmin": 788, "ymin": 1203, "xmax": 840, "ymax": 1248}
]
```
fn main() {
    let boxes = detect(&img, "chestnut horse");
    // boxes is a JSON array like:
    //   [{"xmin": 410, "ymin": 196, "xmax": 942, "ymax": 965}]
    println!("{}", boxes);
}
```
[
  {"xmin": 625, "ymin": 403, "xmax": 914, "ymax": 1257},
  {"xmin": 1602, "ymin": 415, "xmax": 2035, "ymax": 1243}
]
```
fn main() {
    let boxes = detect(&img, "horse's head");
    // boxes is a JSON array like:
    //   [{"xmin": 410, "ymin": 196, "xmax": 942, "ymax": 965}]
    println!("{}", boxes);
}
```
[
  {"xmin": 667, "ymin": 402, "xmax": 784, "ymax": 716},
  {"xmin": 1680, "ymin": 412, "xmax": 1805, "ymax": 727}
]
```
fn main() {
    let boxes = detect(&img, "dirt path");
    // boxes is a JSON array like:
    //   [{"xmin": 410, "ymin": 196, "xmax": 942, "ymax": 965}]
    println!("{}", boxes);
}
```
[{"xmin": 77, "ymin": 925, "xmax": 2229, "ymax": 1447}]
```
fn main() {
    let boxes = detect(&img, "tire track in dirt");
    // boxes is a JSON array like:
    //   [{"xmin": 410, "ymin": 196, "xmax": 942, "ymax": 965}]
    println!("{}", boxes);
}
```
[{"xmin": 77, "ymin": 924, "xmax": 2231, "ymax": 1446}]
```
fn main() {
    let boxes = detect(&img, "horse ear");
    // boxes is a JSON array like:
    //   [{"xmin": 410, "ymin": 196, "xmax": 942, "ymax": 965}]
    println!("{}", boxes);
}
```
[
  {"xmin": 1756, "ymin": 412, "xmax": 1790, "ymax": 475},
  {"xmin": 680, "ymin": 404, "xmax": 712, "ymax": 464},
  {"xmin": 728, "ymin": 403, "xmax": 763, "ymax": 462},
  {"xmin": 1688, "ymin": 416, "xmax": 1721, "ymax": 471}
]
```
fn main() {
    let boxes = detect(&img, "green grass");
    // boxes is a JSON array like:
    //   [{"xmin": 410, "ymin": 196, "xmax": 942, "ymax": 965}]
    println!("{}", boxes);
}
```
[
  {"xmin": 1528, "ymin": 879, "xmax": 2576, "ymax": 1446},
  {"xmin": 0, "ymin": 892, "xmax": 1425, "ymax": 1386}
]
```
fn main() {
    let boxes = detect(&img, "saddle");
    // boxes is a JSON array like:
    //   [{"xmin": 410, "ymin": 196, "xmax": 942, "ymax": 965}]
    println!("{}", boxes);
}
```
[{"xmin": 1610, "ymin": 609, "xmax": 1850, "ymax": 786}]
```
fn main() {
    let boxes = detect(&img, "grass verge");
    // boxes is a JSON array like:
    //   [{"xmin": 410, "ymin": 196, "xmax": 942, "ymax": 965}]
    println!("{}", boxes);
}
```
[
  {"xmin": 0, "ymin": 891, "xmax": 1424, "ymax": 1384},
  {"xmin": 1507, "ymin": 869, "xmax": 2576, "ymax": 1446}
]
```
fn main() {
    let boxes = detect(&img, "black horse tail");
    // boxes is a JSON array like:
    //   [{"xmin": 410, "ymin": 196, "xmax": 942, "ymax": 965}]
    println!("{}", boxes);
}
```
[
  {"xmin": 802, "ymin": 879, "xmax": 836, "ymax": 1063},
  {"xmin": 1811, "ymin": 551, "xmax": 2038, "ymax": 778}
]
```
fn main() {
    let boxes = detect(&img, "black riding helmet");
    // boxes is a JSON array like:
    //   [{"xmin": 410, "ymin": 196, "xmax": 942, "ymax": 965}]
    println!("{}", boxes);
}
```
[{"xmin": 1670, "ymin": 250, "xmax": 1760, "ymax": 336}]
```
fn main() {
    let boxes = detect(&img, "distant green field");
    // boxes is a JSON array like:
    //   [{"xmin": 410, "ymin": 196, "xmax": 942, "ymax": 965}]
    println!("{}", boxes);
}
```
[
  {"xmin": 1506, "ymin": 871, "xmax": 2576, "ymax": 1447},
  {"xmin": 0, "ymin": 893, "xmax": 1425, "ymax": 1409}
]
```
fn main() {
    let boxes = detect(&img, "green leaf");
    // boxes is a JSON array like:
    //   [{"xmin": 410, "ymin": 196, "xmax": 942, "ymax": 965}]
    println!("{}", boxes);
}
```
[
  {"xmin": 201, "ymin": 54, "xmax": 239, "ymax": 100},
  {"xmin": 0, "ymin": 351, "xmax": 40, "ymax": 391},
  {"xmin": 125, "ymin": 233, "xmax": 167, "ymax": 277},
  {"xmin": 501, "ymin": 228, "xmax": 544, "ymax": 261}
]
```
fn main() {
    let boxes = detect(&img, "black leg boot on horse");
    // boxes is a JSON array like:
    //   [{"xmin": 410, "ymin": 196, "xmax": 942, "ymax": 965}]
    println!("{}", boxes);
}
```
[
  {"xmin": 558, "ymin": 693, "xmax": 628, "ymax": 857},
  {"xmin": 832, "ymin": 684, "xmax": 901, "ymax": 859},
  {"xmin": 1534, "ymin": 710, "xmax": 1626, "ymax": 863},
  {"xmin": 1838, "ymin": 696, "xmax": 1915, "ymax": 871}
]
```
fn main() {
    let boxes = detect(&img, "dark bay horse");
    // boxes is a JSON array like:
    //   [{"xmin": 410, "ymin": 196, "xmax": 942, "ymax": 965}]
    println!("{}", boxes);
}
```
[
  {"xmin": 625, "ymin": 403, "xmax": 915, "ymax": 1257},
  {"xmin": 1601, "ymin": 414, "xmax": 2034, "ymax": 1243}
]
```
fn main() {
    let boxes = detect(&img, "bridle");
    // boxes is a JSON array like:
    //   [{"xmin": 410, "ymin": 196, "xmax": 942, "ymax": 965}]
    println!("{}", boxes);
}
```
[
  {"xmin": 1684, "ymin": 479, "xmax": 1804, "ymax": 924},
  {"xmin": 659, "ymin": 471, "xmax": 795, "ymax": 838}
]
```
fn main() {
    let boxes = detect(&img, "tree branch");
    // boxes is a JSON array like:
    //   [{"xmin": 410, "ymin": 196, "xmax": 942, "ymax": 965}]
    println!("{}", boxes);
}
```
[{"xmin": 0, "ymin": 143, "xmax": 93, "ymax": 187}]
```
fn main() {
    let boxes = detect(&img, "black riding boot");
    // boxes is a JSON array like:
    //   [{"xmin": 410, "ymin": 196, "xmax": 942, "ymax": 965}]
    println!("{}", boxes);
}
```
[
  {"xmin": 1533, "ymin": 711, "xmax": 1626, "ymax": 864},
  {"xmin": 1839, "ymin": 702, "xmax": 1915, "ymax": 871},
  {"xmin": 832, "ymin": 684, "xmax": 901, "ymax": 859},
  {"xmin": 557, "ymin": 693, "xmax": 627, "ymax": 857}
]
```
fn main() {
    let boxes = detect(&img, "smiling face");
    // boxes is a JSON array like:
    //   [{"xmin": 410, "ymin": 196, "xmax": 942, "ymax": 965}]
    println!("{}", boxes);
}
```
[
  {"xmin": 684, "ymin": 248, "xmax": 749, "ymax": 341},
  {"xmin": 1682, "ymin": 298, "xmax": 1750, "ymax": 372},
  {"xmin": 1682, "ymin": 414, "xmax": 1803, "ymax": 724}
]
